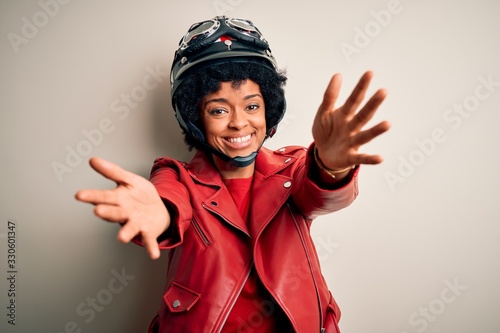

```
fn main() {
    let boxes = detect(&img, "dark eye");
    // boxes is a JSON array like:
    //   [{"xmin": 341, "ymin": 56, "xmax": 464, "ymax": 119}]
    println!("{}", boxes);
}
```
[
  {"xmin": 246, "ymin": 104, "xmax": 260, "ymax": 112},
  {"xmin": 209, "ymin": 108, "xmax": 227, "ymax": 116}
]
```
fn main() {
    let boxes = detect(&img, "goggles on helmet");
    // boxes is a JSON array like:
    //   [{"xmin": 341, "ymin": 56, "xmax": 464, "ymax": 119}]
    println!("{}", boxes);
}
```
[
  {"xmin": 170, "ymin": 16, "xmax": 285, "ymax": 167},
  {"xmin": 171, "ymin": 16, "xmax": 277, "ymax": 93},
  {"xmin": 178, "ymin": 17, "xmax": 269, "ymax": 54}
]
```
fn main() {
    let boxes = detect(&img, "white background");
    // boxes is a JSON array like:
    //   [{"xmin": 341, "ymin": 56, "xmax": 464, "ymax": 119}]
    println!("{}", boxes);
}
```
[{"xmin": 1, "ymin": 0, "xmax": 499, "ymax": 332}]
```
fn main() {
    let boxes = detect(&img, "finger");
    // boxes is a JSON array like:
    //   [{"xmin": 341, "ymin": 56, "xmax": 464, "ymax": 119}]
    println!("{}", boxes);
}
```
[
  {"xmin": 142, "ymin": 235, "xmax": 161, "ymax": 260},
  {"xmin": 351, "ymin": 120, "xmax": 391, "ymax": 147},
  {"xmin": 348, "ymin": 88, "xmax": 387, "ymax": 131},
  {"xmin": 342, "ymin": 71, "xmax": 373, "ymax": 115},
  {"xmin": 350, "ymin": 153, "xmax": 384, "ymax": 165},
  {"xmin": 89, "ymin": 157, "xmax": 137, "ymax": 185},
  {"xmin": 318, "ymin": 73, "xmax": 342, "ymax": 114},
  {"xmin": 94, "ymin": 204, "xmax": 129, "ymax": 223},
  {"xmin": 75, "ymin": 189, "xmax": 119, "ymax": 205},
  {"xmin": 116, "ymin": 222, "xmax": 139, "ymax": 244}
]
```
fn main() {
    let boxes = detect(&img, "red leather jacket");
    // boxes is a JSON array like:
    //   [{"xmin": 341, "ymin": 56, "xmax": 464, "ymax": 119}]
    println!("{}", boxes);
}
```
[{"xmin": 146, "ymin": 144, "xmax": 359, "ymax": 333}]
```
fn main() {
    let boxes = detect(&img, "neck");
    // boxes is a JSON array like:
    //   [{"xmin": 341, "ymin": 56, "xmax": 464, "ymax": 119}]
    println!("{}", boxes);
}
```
[{"xmin": 212, "ymin": 155, "xmax": 255, "ymax": 179}]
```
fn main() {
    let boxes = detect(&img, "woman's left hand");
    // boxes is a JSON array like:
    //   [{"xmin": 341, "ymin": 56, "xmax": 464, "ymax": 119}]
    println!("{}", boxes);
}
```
[{"xmin": 312, "ymin": 71, "xmax": 391, "ymax": 173}]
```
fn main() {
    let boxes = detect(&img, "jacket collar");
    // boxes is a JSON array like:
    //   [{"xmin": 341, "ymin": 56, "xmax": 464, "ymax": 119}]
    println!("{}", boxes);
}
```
[
  {"xmin": 254, "ymin": 146, "xmax": 298, "ymax": 178},
  {"xmin": 187, "ymin": 146, "xmax": 297, "ymax": 184},
  {"xmin": 186, "ymin": 147, "xmax": 300, "ymax": 238},
  {"xmin": 186, "ymin": 150, "xmax": 224, "ymax": 187}
]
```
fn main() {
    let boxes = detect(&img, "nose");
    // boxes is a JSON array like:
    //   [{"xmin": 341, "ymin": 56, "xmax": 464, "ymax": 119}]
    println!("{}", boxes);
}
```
[{"xmin": 228, "ymin": 109, "xmax": 248, "ymax": 130}]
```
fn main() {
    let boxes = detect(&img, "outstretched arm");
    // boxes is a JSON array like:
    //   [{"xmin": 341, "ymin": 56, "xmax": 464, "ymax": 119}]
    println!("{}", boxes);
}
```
[
  {"xmin": 312, "ymin": 71, "xmax": 391, "ymax": 185},
  {"xmin": 75, "ymin": 157, "xmax": 170, "ymax": 259}
]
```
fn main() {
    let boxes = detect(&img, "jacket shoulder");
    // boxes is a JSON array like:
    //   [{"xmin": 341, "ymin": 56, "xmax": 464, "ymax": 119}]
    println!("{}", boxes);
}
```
[
  {"xmin": 271, "ymin": 145, "xmax": 308, "ymax": 157},
  {"xmin": 150, "ymin": 156, "xmax": 190, "ymax": 176}
]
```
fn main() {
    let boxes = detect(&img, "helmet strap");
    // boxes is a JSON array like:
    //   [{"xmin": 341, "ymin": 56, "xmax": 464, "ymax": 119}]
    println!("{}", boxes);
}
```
[{"xmin": 201, "ymin": 135, "xmax": 269, "ymax": 168}]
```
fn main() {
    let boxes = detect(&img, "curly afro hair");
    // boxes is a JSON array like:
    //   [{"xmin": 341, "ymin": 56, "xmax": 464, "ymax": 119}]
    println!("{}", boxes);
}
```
[{"xmin": 173, "ymin": 60, "xmax": 287, "ymax": 151}]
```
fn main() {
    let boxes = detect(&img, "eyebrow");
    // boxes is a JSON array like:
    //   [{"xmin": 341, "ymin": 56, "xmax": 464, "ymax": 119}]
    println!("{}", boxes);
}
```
[{"xmin": 203, "ymin": 93, "xmax": 263, "ymax": 108}]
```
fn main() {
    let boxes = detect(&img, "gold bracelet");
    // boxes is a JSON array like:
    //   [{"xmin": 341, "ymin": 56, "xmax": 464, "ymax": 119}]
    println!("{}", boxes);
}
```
[{"xmin": 314, "ymin": 147, "xmax": 355, "ymax": 179}]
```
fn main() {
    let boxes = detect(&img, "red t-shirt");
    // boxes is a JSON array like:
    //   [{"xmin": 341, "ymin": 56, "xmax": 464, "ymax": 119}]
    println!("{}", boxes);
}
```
[{"xmin": 221, "ymin": 177, "xmax": 292, "ymax": 332}]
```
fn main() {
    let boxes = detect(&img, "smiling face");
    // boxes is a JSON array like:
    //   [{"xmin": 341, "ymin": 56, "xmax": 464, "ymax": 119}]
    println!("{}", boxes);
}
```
[{"xmin": 200, "ymin": 79, "xmax": 266, "ymax": 172}]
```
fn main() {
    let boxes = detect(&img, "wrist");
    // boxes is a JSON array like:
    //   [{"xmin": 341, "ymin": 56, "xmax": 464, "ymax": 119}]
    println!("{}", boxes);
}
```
[{"xmin": 314, "ymin": 147, "xmax": 355, "ymax": 179}]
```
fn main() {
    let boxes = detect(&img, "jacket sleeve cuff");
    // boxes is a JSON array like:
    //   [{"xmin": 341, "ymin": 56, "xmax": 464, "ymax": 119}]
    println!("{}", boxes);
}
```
[
  {"xmin": 306, "ymin": 142, "xmax": 359, "ymax": 190},
  {"xmin": 132, "ymin": 163, "xmax": 193, "ymax": 250},
  {"xmin": 154, "ymin": 200, "xmax": 186, "ymax": 249},
  {"xmin": 131, "ymin": 199, "xmax": 190, "ymax": 250}
]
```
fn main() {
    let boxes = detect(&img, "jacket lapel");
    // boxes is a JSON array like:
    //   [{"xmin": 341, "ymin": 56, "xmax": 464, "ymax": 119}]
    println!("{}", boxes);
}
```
[
  {"xmin": 186, "ymin": 147, "xmax": 299, "ymax": 238},
  {"xmin": 187, "ymin": 151, "xmax": 250, "ymax": 236},
  {"xmin": 250, "ymin": 172, "xmax": 292, "ymax": 239},
  {"xmin": 249, "ymin": 147, "xmax": 297, "ymax": 239}
]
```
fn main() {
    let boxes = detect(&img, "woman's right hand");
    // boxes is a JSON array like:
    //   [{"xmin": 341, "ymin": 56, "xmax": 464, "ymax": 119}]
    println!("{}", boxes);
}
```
[{"xmin": 75, "ymin": 157, "xmax": 170, "ymax": 260}]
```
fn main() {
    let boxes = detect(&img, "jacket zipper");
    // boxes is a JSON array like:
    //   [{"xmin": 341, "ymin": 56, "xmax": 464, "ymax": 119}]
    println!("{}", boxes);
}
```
[
  {"xmin": 287, "ymin": 202, "xmax": 325, "ymax": 333},
  {"xmin": 191, "ymin": 214, "xmax": 211, "ymax": 246},
  {"xmin": 216, "ymin": 262, "xmax": 252, "ymax": 332},
  {"xmin": 201, "ymin": 202, "xmax": 252, "ymax": 332},
  {"xmin": 202, "ymin": 203, "xmax": 249, "ymax": 237}
]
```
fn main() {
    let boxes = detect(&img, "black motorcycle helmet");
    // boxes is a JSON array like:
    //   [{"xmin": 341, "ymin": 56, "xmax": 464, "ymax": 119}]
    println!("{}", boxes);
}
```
[{"xmin": 170, "ymin": 16, "xmax": 286, "ymax": 167}]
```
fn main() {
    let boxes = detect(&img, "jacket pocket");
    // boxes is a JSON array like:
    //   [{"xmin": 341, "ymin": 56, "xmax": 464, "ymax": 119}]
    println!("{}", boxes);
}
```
[{"xmin": 163, "ymin": 282, "xmax": 201, "ymax": 313}]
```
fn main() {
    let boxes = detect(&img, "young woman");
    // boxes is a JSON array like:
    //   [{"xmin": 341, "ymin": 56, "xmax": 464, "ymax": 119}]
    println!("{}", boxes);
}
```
[{"xmin": 76, "ymin": 16, "xmax": 390, "ymax": 333}]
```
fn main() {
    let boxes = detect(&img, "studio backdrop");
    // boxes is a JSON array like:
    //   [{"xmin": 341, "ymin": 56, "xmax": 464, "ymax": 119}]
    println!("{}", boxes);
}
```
[{"xmin": 1, "ymin": 0, "xmax": 499, "ymax": 332}]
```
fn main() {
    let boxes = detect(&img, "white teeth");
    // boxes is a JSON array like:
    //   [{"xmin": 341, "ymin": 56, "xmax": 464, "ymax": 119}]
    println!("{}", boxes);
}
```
[{"xmin": 228, "ymin": 135, "xmax": 251, "ymax": 144}]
